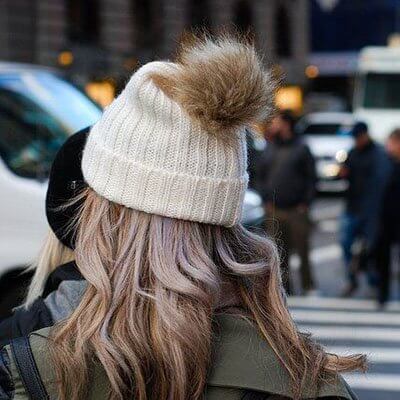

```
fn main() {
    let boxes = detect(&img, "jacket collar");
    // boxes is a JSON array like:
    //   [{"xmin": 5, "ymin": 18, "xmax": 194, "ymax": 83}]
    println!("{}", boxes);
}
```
[{"xmin": 42, "ymin": 261, "xmax": 83, "ymax": 298}]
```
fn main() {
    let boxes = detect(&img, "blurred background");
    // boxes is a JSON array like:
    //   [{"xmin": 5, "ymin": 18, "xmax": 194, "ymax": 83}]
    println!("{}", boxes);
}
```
[{"xmin": 1, "ymin": 1, "xmax": 400, "ymax": 399}]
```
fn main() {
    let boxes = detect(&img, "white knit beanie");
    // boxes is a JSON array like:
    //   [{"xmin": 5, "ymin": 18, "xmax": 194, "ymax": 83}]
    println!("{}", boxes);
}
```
[{"xmin": 82, "ymin": 36, "xmax": 275, "ymax": 226}]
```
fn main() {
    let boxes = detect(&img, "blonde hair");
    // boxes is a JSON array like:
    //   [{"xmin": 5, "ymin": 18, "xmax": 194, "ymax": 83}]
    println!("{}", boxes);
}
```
[
  {"xmin": 25, "ymin": 230, "xmax": 74, "ymax": 306},
  {"xmin": 51, "ymin": 188, "xmax": 366, "ymax": 400}
]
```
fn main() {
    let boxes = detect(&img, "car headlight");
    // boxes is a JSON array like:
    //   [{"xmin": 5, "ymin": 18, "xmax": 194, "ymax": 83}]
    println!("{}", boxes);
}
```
[
  {"xmin": 322, "ymin": 163, "xmax": 340, "ymax": 178},
  {"xmin": 335, "ymin": 149, "xmax": 348, "ymax": 163}
]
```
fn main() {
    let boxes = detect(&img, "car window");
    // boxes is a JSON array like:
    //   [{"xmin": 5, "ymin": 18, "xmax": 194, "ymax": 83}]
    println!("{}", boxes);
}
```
[
  {"xmin": 0, "ymin": 71, "xmax": 102, "ymax": 180},
  {"xmin": 363, "ymin": 73, "xmax": 400, "ymax": 109},
  {"xmin": 0, "ymin": 87, "xmax": 66, "ymax": 180},
  {"xmin": 302, "ymin": 123, "xmax": 352, "ymax": 136},
  {"xmin": 1, "ymin": 72, "xmax": 101, "ymax": 134}
]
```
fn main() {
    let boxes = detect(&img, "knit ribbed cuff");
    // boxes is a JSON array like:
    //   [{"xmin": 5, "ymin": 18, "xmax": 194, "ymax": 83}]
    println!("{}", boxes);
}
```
[{"xmin": 82, "ymin": 138, "xmax": 248, "ymax": 226}]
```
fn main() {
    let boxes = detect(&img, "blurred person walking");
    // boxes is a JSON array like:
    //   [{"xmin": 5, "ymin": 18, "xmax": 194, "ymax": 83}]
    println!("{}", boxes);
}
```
[
  {"xmin": 258, "ymin": 111, "xmax": 317, "ymax": 295},
  {"xmin": 0, "ymin": 36, "xmax": 363, "ymax": 400},
  {"xmin": 376, "ymin": 129, "xmax": 400, "ymax": 307},
  {"xmin": 339, "ymin": 122, "xmax": 391, "ymax": 297}
]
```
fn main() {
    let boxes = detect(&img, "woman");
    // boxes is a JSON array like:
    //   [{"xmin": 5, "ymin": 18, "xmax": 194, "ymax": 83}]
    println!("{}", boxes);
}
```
[{"xmin": 0, "ymin": 35, "xmax": 365, "ymax": 400}]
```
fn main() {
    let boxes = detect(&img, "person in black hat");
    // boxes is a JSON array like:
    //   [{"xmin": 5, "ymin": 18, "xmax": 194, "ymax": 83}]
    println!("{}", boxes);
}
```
[
  {"xmin": 339, "ymin": 122, "xmax": 391, "ymax": 297},
  {"xmin": 0, "ymin": 127, "xmax": 89, "ymax": 346}
]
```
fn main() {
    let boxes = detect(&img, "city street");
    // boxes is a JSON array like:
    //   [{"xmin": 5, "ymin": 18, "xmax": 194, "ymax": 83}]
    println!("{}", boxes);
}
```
[
  {"xmin": 2, "ymin": 1, "xmax": 400, "ymax": 397},
  {"xmin": 288, "ymin": 197, "xmax": 400, "ymax": 400}
]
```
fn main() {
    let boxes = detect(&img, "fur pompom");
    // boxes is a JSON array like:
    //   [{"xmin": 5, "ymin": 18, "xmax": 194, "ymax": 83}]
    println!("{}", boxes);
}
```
[{"xmin": 151, "ymin": 35, "xmax": 277, "ymax": 137}]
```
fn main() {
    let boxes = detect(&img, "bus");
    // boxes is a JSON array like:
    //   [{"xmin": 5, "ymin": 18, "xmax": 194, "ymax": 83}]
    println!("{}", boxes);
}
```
[{"xmin": 354, "ymin": 46, "xmax": 400, "ymax": 142}]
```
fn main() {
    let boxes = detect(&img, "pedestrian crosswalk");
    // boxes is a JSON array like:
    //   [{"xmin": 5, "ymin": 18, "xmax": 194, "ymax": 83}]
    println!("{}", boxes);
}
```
[
  {"xmin": 291, "ymin": 309, "xmax": 400, "ymax": 326},
  {"xmin": 288, "ymin": 296, "xmax": 400, "ymax": 399}
]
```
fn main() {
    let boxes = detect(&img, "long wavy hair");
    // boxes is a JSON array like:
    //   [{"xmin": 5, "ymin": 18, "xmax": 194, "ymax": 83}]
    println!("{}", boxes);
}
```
[
  {"xmin": 25, "ymin": 230, "xmax": 74, "ymax": 306},
  {"xmin": 50, "ymin": 188, "xmax": 366, "ymax": 400}
]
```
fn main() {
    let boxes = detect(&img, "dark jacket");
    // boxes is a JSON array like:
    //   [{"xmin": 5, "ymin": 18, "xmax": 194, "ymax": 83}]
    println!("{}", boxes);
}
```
[
  {"xmin": 345, "ymin": 142, "xmax": 390, "ymax": 215},
  {"xmin": 345, "ymin": 142, "xmax": 391, "ymax": 245},
  {"xmin": 257, "ymin": 138, "xmax": 316, "ymax": 208},
  {"xmin": 381, "ymin": 158, "xmax": 400, "ymax": 240},
  {"xmin": 0, "ymin": 262, "xmax": 84, "ymax": 347}
]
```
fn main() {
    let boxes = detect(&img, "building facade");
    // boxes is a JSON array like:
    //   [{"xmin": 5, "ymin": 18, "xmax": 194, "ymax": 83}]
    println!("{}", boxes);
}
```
[
  {"xmin": 0, "ymin": 0, "xmax": 310, "ymax": 85},
  {"xmin": 308, "ymin": 0, "xmax": 400, "ymax": 108}
]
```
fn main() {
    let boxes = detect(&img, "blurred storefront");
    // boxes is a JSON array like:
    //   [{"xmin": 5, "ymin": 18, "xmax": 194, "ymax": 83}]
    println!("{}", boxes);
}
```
[{"xmin": 0, "ymin": 0, "xmax": 310, "ymax": 108}]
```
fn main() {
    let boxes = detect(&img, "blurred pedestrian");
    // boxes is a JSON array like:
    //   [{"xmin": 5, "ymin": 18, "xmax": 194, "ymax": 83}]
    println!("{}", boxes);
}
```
[
  {"xmin": 376, "ymin": 129, "xmax": 400, "ymax": 307},
  {"xmin": 259, "ymin": 110, "xmax": 317, "ymax": 295},
  {"xmin": 0, "ymin": 36, "xmax": 362, "ymax": 400},
  {"xmin": 339, "ymin": 122, "xmax": 391, "ymax": 297}
]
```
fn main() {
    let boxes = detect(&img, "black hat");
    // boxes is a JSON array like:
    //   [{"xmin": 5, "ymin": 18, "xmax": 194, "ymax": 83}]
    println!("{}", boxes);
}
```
[
  {"xmin": 46, "ymin": 127, "xmax": 90, "ymax": 249},
  {"xmin": 351, "ymin": 122, "xmax": 368, "ymax": 138}
]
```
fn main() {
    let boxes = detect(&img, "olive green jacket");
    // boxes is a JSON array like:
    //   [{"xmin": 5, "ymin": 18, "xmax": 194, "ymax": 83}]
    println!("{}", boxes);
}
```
[{"xmin": 5, "ymin": 314, "xmax": 356, "ymax": 400}]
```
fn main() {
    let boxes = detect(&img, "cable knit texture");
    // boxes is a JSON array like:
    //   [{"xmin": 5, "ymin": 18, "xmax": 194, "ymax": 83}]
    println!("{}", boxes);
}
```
[{"xmin": 82, "ymin": 36, "xmax": 275, "ymax": 226}]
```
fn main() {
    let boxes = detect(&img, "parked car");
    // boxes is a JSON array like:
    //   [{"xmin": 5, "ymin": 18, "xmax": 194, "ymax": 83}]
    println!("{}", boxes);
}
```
[
  {"xmin": 0, "ymin": 63, "xmax": 102, "ymax": 315},
  {"xmin": 296, "ymin": 112, "xmax": 354, "ymax": 193}
]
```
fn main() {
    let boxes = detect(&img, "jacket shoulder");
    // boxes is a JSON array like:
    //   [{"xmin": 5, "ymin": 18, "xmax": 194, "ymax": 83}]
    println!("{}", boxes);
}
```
[
  {"xmin": 4, "ymin": 328, "xmax": 57, "ymax": 400},
  {"xmin": 210, "ymin": 314, "xmax": 354, "ymax": 400}
]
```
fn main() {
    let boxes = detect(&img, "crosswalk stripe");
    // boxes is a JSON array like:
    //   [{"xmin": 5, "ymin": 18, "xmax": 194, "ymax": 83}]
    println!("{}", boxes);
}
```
[
  {"xmin": 289, "ymin": 296, "xmax": 400, "ymax": 311},
  {"xmin": 289, "ymin": 296, "xmax": 400, "ymax": 392},
  {"xmin": 344, "ymin": 373, "xmax": 400, "ymax": 391},
  {"xmin": 299, "ymin": 325, "xmax": 400, "ymax": 342},
  {"xmin": 290, "ymin": 245, "xmax": 341, "ymax": 269},
  {"xmin": 318, "ymin": 219, "xmax": 339, "ymax": 233},
  {"xmin": 327, "ymin": 346, "xmax": 400, "ymax": 364},
  {"xmin": 292, "ymin": 309, "xmax": 400, "ymax": 326},
  {"xmin": 311, "ymin": 204, "xmax": 343, "ymax": 221},
  {"xmin": 310, "ymin": 244, "xmax": 342, "ymax": 263}
]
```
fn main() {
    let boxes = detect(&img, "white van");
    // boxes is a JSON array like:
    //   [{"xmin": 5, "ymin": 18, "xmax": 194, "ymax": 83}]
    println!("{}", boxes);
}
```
[
  {"xmin": 0, "ymin": 63, "xmax": 101, "ymax": 310},
  {"xmin": 354, "ymin": 46, "xmax": 400, "ymax": 141}
]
